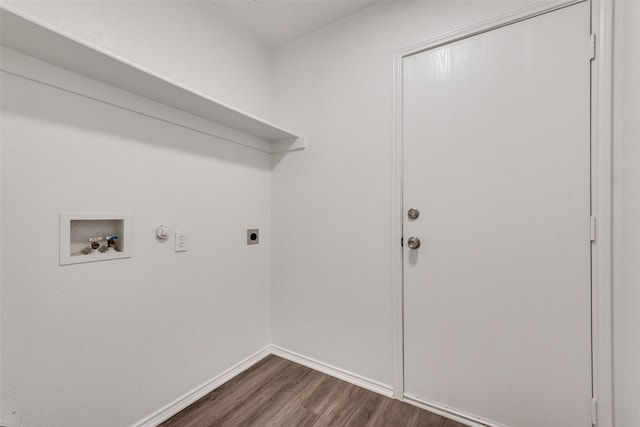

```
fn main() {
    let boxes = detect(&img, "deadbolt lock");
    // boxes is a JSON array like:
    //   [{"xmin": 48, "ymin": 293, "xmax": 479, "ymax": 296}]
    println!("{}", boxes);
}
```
[{"xmin": 408, "ymin": 208, "xmax": 420, "ymax": 220}]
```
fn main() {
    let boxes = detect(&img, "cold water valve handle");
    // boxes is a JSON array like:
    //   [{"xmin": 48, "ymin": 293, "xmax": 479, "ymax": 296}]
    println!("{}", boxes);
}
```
[{"xmin": 106, "ymin": 235, "xmax": 118, "ymax": 252}]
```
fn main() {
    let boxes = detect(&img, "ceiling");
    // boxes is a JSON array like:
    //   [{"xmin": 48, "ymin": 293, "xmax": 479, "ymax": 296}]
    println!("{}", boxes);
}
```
[{"xmin": 210, "ymin": 1, "xmax": 381, "ymax": 48}]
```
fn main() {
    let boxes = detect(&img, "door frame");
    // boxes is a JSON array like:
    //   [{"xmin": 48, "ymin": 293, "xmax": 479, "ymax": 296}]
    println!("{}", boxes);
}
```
[{"xmin": 390, "ymin": 1, "xmax": 613, "ymax": 425}]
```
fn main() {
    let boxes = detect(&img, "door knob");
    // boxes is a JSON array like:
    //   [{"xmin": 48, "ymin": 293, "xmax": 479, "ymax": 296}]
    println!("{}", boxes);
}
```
[{"xmin": 407, "ymin": 236, "xmax": 421, "ymax": 249}]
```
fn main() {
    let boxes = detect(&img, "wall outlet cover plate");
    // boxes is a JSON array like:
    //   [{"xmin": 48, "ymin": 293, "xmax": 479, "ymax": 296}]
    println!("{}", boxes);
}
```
[{"xmin": 175, "ymin": 230, "xmax": 188, "ymax": 252}]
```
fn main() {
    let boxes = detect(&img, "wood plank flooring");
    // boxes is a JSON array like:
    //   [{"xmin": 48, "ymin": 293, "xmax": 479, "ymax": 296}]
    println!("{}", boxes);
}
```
[{"xmin": 160, "ymin": 355, "xmax": 467, "ymax": 427}]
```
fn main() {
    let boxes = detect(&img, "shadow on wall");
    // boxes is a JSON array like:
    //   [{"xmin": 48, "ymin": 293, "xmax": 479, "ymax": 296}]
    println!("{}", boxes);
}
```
[{"xmin": 0, "ymin": 71, "xmax": 271, "ymax": 170}]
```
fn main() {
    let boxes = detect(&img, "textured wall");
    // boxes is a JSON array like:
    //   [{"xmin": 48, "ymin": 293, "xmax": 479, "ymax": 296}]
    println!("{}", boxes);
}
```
[{"xmin": 1, "ymin": 2, "xmax": 273, "ymax": 426}]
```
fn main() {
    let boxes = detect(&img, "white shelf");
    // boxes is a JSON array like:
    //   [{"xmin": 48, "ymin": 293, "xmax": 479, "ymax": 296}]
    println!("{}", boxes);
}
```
[{"xmin": 0, "ymin": 6, "xmax": 304, "ymax": 153}]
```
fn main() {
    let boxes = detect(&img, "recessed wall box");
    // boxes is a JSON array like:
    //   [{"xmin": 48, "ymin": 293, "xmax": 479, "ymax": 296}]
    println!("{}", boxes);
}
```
[{"xmin": 59, "ymin": 213, "xmax": 131, "ymax": 265}]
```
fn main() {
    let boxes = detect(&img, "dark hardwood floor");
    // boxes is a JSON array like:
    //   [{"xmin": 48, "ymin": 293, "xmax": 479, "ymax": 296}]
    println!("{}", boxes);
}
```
[{"xmin": 159, "ymin": 355, "xmax": 467, "ymax": 427}]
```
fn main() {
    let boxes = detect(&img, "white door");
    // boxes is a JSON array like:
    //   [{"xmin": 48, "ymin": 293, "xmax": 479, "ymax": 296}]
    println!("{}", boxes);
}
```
[{"xmin": 402, "ymin": 3, "xmax": 592, "ymax": 427}]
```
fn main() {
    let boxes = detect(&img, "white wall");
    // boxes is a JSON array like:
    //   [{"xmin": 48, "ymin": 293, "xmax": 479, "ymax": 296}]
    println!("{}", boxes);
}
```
[
  {"xmin": 272, "ymin": 1, "xmax": 640, "ymax": 425},
  {"xmin": 270, "ymin": 0, "xmax": 538, "ymax": 389},
  {"xmin": 3, "ymin": 1, "xmax": 639, "ymax": 426},
  {"xmin": 613, "ymin": 1, "xmax": 640, "ymax": 425},
  {"xmin": 1, "ymin": 2, "xmax": 273, "ymax": 427},
  {"xmin": 3, "ymin": 0, "xmax": 273, "ymax": 120}
]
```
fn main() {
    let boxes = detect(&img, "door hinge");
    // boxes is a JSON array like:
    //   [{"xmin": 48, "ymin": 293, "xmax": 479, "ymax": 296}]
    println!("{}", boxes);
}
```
[
  {"xmin": 592, "ymin": 397, "xmax": 598, "ymax": 425},
  {"xmin": 590, "ymin": 34, "xmax": 596, "ymax": 61},
  {"xmin": 590, "ymin": 216, "xmax": 597, "ymax": 242}
]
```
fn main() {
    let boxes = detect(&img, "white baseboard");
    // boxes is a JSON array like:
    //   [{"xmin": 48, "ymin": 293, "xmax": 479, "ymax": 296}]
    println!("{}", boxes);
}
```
[
  {"xmin": 403, "ymin": 394, "xmax": 508, "ymax": 427},
  {"xmin": 131, "ymin": 346, "xmax": 271, "ymax": 427},
  {"xmin": 269, "ymin": 345, "xmax": 394, "ymax": 398},
  {"xmin": 133, "ymin": 345, "xmax": 501, "ymax": 427}
]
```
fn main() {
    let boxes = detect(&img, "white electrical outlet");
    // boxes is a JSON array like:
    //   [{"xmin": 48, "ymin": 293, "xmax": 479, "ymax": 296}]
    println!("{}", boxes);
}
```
[{"xmin": 175, "ymin": 230, "xmax": 188, "ymax": 252}]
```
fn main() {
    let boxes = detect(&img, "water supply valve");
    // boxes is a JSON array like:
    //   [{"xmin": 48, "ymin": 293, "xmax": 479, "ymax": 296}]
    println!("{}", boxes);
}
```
[
  {"xmin": 106, "ymin": 235, "xmax": 118, "ymax": 252},
  {"xmin": 89, "ymin": 237, "xmax": 103, "ymax": 252}
]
